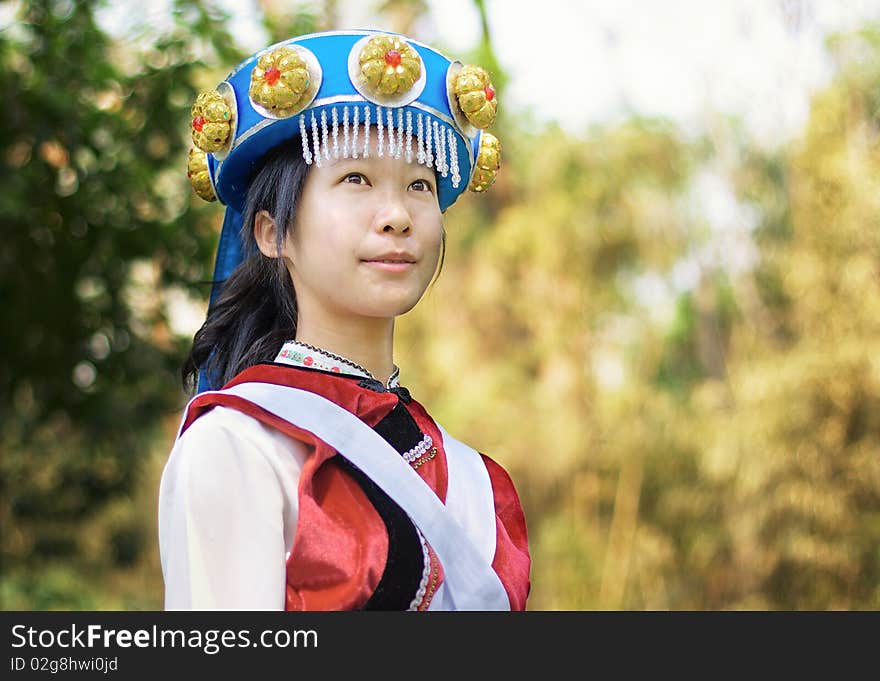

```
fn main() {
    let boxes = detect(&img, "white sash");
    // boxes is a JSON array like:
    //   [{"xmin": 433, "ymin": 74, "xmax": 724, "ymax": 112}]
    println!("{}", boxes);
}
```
[{"xmin": 178, "ymin": 382, "xmax": 509, "ymax": 611}]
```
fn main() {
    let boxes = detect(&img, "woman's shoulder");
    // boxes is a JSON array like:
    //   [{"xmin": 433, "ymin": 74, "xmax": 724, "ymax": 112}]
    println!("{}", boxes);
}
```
[
  {"xmin": 442, "ymin": 429, "xmax": 524, "ymax": 511},
  {"xmin": 181, "ymin": 404, "xmax": 273, "ymax": 443},
  {"xmin": 428, "ymin": 420, "xmax": 523, "ymax": 501},
  {"xmin": 173, "ymin": 404, "xmax": 311, "ymax": 472}
]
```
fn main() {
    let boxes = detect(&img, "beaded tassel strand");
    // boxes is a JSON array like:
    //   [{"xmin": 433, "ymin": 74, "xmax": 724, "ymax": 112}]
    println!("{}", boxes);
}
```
[
  {"xmin": 342, "ymin": 106, "xmax": 350, "ymax": 159},
  {"xmin": 310, "ymin": 111, "xmax": 322, "ymax": 166},
  {"xmin": 416, "ymin": 113, "xmax": 425, "ymax": 164},
  {"xmin": 320, "ymin": 110, "xmax": 330, "ymax": 160},
  {"xmin": 448, "ymin": 127, "xmax": 460, "ymax": 188},
  {"xmin": 424, "ymin": 115, "xmax": 433, "ymax": 169},
  {"xmin": 299, "ymin": 113, "xmax": 312, "ymax": 165},
  {"xmin": 405, "ymin": 110, "xmax": 413, "ymax": 163},
  {"xmin": 352, "ymin": 106, "xmax": 360, "ymax": 159},
  {"xmin": 363, "ymin": 105, "xmax": 371, "ymax": 158},
  {"xmin": 377, "ymin": 105, "xmax": 384, "ymax": 157},
  {"xmin": 331, "ymin": 107, "xmax": 339, "ymax": 159}
]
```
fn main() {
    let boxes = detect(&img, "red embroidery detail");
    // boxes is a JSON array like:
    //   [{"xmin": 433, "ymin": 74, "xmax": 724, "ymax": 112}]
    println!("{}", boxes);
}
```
[
  {"xmin": 331, "ymin": 366, "xmax": 341, "ymax": 372},
  {"xmin": 417, "ymin": 544, "xmax": 441, "ymax": 611}
]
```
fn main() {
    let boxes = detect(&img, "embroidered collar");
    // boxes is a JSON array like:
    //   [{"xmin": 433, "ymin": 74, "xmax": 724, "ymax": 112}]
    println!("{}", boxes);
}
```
[{"xmin": 274, "ymin": 340, "xmax": 401, "ymax": 389}]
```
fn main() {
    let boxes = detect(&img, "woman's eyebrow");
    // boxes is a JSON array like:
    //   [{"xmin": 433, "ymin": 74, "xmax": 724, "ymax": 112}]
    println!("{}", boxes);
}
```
[{"xmin": 325, "ymin": 157, "xmax": 366, "ymax": 169}]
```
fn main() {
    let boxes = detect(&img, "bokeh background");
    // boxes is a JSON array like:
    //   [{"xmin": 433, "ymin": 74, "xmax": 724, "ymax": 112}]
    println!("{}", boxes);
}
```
[{"xmin": 2, "ymin": 0, "xmax": 879, "ymax": 610}]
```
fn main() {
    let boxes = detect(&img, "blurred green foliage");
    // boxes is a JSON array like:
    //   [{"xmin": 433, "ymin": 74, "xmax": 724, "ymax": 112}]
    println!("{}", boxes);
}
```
[
  {"xmin": 1, "ymin": 1, "xmax": 878, "ymax": 610},
  {"xmin": 0, "ymin": 0, "xmax": 241, "ymax": 607}
]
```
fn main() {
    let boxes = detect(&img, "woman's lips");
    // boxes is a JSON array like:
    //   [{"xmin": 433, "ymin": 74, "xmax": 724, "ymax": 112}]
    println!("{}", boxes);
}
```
[{"xmin": 361, "ymin": 257, "xmax": 416, "ymax": 273}]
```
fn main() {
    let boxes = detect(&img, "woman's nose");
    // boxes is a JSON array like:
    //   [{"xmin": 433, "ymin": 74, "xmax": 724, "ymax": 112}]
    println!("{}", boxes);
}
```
[
  {"xmin": 374, "ymin": 194, "xmax": 412, "ymax": 234},
  {"xmin": 382, "ymin": 221, "xmax": 410, "ymax": 233}
]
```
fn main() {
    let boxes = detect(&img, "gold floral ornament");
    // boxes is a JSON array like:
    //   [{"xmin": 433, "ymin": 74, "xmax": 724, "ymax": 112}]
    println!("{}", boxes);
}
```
[
  {"xmin": 357, "ymin": 34, "xmax": 422, "ymax": 97},
  {"xmin": 187, "ymin": 147, "xmax": 216, "ymax": 202},
  {"xmin": 469, "ymin": 132, "xmax": 501, "ymax": 193},
  {"xmin": 249, "ymin": 46, "xmax": 312, "ymax": 118},
  {"xmin": 453, "ymin": 65, "xmax": 497, "ymax": 129},
  {"xmin": 190, "ymin": 90, "xmax": 232, "ymax": 153}
]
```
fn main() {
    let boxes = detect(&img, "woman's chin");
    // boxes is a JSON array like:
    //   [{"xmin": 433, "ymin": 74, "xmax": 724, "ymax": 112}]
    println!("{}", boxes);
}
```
[
  {"xmin": 354, "ymin": 294, "xmax": 425, "ymax": 320},
  {"xmin": 354, "ymin": 283, "xmax": 430, "ymax": 318}
]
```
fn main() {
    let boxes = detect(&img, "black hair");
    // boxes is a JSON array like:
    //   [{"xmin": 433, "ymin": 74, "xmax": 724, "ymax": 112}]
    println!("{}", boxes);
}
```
[{"xmin": 181, "ymin": 140, "xmax": 311, "ymax": 393}]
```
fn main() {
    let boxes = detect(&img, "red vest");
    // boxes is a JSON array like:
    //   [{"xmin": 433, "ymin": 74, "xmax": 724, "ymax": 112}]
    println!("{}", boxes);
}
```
[{"xmin": 181, "ymin": 363, "xmax": 531, "ymax": 610}]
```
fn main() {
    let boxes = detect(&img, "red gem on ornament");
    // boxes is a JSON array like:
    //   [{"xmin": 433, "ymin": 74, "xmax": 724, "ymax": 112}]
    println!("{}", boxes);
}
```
[
  {"xmin": 264, "ymin": 67, "xmax": 281, "ymax": 85},
  {"xmin": 484, "ymin": 86, "xmax": 495, "ymax": 101},
  {"xmin": 304, "ymin": 356, "xmax": 314, "ymax": 366},
  {"xmin": 192, "ymin": 116, "xmax": 205, "ymax": 131},
  {"xmin": 384, "ymin": 50, "xmax": 402, "ymax": 67}
]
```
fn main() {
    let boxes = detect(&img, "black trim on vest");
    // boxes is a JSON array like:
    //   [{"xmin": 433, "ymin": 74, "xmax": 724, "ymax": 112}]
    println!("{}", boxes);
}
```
[
  {"xmin": 372, "ymin": 402, "xmax": 425, "ymax": 454},
  {"xmin": 336, "ymin": 400, "xmax": 429, "ymax": 610},
  {"xmin": 335, "ymin": 458, "xmax": 424, "ymax": 611}
]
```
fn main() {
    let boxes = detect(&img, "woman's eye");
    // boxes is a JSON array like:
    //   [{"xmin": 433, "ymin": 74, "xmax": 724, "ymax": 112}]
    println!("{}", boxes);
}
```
[
  {"xmin": 344, "ymin": 173, "xmax": 367, "ymax": 184},
  {"xmin": 410, "ymin": 179, "xmax": 432, "ymax": 192}
]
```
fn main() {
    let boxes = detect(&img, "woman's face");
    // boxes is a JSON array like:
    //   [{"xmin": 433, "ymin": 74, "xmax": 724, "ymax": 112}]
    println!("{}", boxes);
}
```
[{"xmin": 279, "ymin": 138, "xmax": 444, "ymax": 329}]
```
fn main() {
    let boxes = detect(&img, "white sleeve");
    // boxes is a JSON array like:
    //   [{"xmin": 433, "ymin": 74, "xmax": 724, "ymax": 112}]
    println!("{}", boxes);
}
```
[{"xmin": 158, "ymin": 406, "xmax": 309, "ymax": 610}]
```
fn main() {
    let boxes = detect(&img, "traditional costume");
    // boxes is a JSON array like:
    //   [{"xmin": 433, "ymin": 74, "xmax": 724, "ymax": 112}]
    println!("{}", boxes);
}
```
[{"xmin": 159, "ymin": 30, "xmax": 528, "ymax": 610}]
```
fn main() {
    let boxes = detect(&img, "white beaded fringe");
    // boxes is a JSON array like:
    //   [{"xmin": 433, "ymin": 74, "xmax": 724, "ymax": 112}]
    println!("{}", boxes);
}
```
[{"xmin": 297, "ymin": 105, "xmax": 461, "ymax": 188}]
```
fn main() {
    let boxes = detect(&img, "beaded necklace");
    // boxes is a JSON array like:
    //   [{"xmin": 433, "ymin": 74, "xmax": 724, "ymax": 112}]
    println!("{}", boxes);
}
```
[{"xmin": 274, "ymin": 340, "xmax": 401, "ymax": 388}]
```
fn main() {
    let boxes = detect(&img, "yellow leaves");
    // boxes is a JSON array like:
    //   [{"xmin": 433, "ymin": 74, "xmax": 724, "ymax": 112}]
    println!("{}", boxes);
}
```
[
  {"xmin": 38, "ymin": 139, "xmax": 69, "ymax": 168},
  {"xmin": 768, "ymin": 481, "xmax": 850, "ymax": 531},
  {"xmin": 6, "ymin": 139, "xmax": 33, "ymax": 168},
  {"xmin": 781, "ymin": 532, "xmax": 856, "ymax": 575}
]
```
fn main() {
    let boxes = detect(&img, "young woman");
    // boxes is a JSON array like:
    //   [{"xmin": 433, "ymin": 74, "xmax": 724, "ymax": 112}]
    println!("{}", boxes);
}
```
[{"xmin": 158, "ymin": 30, "xmax": 530, "ymax": 610}]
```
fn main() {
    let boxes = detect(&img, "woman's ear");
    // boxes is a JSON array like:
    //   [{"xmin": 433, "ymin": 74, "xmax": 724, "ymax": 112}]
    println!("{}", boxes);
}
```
[{"xmin": 253, "ymin": 210, "xmax": 280, "ymax": 258}]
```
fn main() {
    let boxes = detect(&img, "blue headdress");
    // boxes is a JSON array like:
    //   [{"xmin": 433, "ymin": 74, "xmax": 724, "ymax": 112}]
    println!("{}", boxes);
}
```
[{"xmin": 186, "ymin": 30, "xmax": 502, "ymax": 391}]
